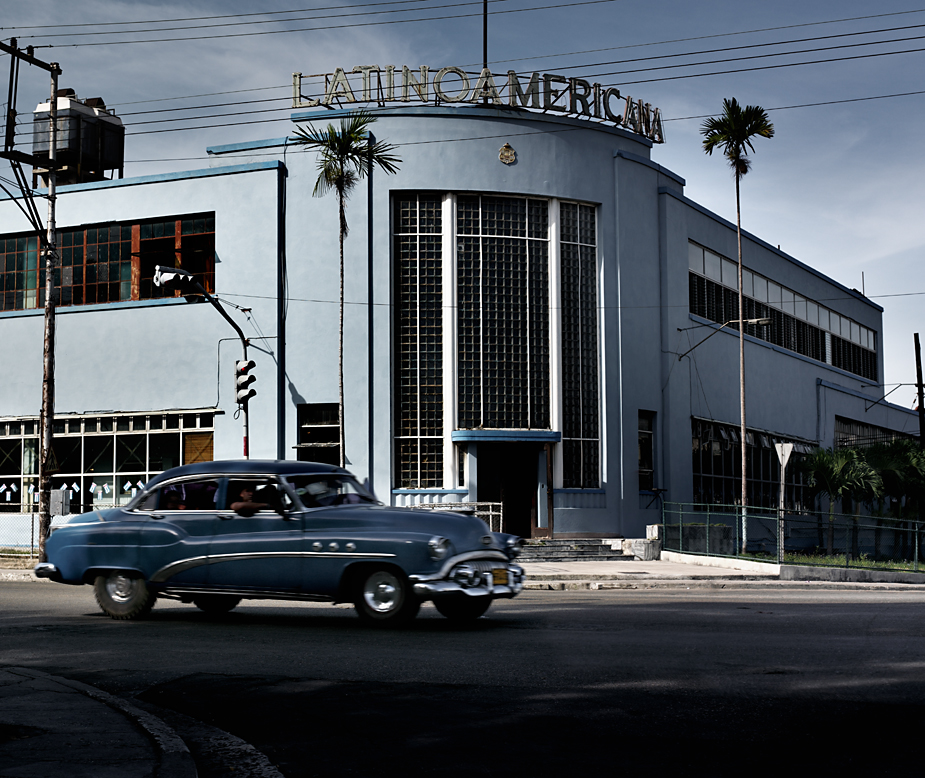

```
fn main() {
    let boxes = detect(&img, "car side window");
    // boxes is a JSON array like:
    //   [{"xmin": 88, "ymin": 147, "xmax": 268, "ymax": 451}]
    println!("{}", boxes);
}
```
[
  {"xmin": 225, "ymin": 478, "xmax": 289, "ymax": 515},
  {"xmin": 136, "ymin": 480, "xmax": 220, "ymax": 512}
]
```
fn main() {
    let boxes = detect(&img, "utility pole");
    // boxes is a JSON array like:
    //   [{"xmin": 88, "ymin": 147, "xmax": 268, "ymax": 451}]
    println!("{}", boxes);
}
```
[
  {"xmin": 0, "ymin": 40, "xmax": 61, "ymax": 561},
  {"xmin": 39, "ymin": 67, "xmax": 60, "ymax": 562},
  {"xmin": 915, "ymin": 333, "xmax": 925, "ymax": 448}
]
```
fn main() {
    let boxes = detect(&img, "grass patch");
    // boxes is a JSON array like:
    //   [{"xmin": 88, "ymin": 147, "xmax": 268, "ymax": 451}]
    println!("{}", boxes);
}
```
[
  {"xmin": 0, "ymin": 548, "xmax": 37, "ymax": 569},
  {"xmin": 742, "ymin": 549, "xmax": 925, "ymax": 572}
]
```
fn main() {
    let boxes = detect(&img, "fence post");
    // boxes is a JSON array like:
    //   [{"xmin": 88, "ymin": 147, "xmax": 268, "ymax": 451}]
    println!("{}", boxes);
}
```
[
  {"xmin": 680, "ymin": 504, "xmax": 685, "ymax": 553},
  {"xmin": 845, "ymin": 520, "xmax": 850, "ymax": 568},
  {"xmin": 912, "ymin": 519, "xmax": 919, "ymax": 572},
  {"xmin": 31, "ymin": 513, "xmax": 35, "ymax": 558}
]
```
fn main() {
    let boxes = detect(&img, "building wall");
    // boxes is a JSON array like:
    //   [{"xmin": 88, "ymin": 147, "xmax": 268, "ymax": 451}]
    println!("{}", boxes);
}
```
[{"xmin": 0, "ymin": 105, "xmax": 917, "ymax": 537}]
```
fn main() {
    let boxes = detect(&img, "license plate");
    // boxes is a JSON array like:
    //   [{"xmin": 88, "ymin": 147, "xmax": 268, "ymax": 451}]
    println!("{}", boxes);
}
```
[{"xmin": 492, "ymin": 568, "xmax": 509, "ymax": 586}]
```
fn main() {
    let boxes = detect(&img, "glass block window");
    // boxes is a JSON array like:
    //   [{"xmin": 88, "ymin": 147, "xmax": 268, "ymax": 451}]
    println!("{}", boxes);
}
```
[
  {"xmin": 457, "ymin": 195, "xmax": 550, "ymax": 430},
  {"xmin": 0, "ymin": 213, "xmax": 214, "ymax": 312},
  {"xmin": 561, "ymin": 202, "xmax": 600, "ymax": 488},
  {"xmin": 394, "ymin": 194, "xmax": 443, "ymax": 488}
]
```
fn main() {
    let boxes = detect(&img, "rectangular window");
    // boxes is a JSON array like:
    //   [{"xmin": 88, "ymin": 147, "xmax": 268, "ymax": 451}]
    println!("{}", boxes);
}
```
[
  {"xmin": 457, "ymin": 195, "xmax": 550, "ymax": 430},
  {"xmin": 295, "ymin": 402, "xmax": 340, "ymax": 466},
  {"xmin": 691, "ymin": 419, "xmax": 807, "ymax": 510},
  {"xmin": 393, "ymin": 195, "xmax": 443, "ymax": 488},
  {"xmin": 0, "ymin": 213, "xmax": 214, "ymax": 312},
  {"xmin": 0, "ymin": 411, "xmax": 213, "ymax": 513},
  {"xmin": 561, "ymin": 202, "xmax": 600, "ymax": 488},
  {"xmin": 688, "ymin": 242, "xmax": 877, "ymax": 381},
  {"xmin": 638, "ymin": 411, "xmax": 656, "ymax": 492}
]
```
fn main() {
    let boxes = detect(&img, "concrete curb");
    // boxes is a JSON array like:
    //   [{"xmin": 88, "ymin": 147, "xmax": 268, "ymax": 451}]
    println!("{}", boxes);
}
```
[
  {"xmin": 1, "ymin": 568, "xmax": 42, "ymax": 582},
  {"xmin": 523, "ymin": 579, "xmax": 925, "ymax": 591},
  {"xmin": 7, "ymin": 667, "xmax": 197, "ymax": 778}
]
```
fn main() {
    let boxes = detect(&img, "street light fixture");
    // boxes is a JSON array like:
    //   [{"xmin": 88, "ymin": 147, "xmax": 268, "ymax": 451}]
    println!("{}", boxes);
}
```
[
  {"xmin": 676, "ymin": 318, "xmax": 771, "ymax": 361},
  {"xmin": 153, "ymin": 265, "xmax": 254, "ymax": 458}
]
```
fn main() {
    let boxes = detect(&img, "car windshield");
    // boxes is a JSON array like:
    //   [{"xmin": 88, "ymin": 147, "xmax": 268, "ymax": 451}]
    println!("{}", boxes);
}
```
[{"xmin": 285, "ymin": 474, "xmax": 377, "ymax": 508}]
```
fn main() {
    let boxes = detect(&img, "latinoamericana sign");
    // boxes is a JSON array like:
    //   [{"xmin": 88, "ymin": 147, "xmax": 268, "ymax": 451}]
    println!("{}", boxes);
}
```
[{"xmin": 292, "ymin": 66, "xmax": 665, "ymax": 144}]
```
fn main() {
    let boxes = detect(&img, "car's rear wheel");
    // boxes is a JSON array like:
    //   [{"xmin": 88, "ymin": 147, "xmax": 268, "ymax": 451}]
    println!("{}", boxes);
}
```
[
  {"xmin": 193, "ymin": 595, "xmax": 241, "ymax": 614},
  {"xmin": 435, "ymin": 596, "xmax": 492, "ymax": 621},
  {"xmin": 93, "ymin": 572, "xmax": 156, "ymax": 620},
  {"xmin": 354, "ymin": 567, "xmax": 420, "ymax": 626}
]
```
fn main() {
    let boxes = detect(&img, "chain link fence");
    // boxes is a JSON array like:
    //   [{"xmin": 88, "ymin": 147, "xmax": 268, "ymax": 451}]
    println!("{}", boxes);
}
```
[
  {"xmin": 662, "ymin": 501, "xmax": 924, "ymax": 571},
  {"xmin": 0, "ymin": 510, "xmax": 116, "ymax": 563}
]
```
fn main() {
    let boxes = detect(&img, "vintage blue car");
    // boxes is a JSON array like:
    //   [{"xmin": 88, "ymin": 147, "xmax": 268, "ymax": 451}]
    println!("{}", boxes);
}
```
[{"xmin": 35, "ymin": 460, "xmax": 525, "ymax": 626}]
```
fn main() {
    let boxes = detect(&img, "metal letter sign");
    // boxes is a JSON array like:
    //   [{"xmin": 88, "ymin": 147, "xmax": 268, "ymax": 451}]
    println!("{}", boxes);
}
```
[{"xmin": 292, "ymin": 66, "xmax": 666, "ymax": 144}]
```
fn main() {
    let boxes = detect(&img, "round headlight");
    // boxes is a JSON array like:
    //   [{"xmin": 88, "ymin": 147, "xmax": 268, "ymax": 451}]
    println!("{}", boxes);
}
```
[
  {"xmin": 428, "ymin": 536, "xmax": 451, "ymax": 560},
  {"xmin": 505, "ymin": 536, "xmax": 524, "ymax": 558}
]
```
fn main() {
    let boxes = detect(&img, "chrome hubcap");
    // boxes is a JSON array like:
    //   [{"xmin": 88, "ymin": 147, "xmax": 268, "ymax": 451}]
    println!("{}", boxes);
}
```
[
  {"xmin": 106, "ymin": 574, "xmax": 137, "ymax": 603},
  {"xmin": 363, "ymin": 571, "xmax": 402, "ymax": 613}
]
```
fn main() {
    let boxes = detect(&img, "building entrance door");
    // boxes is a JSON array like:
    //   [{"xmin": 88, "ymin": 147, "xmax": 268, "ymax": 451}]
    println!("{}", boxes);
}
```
[{"xmin": 475, "ymin": 443, "xmax": 541, "ymax": 538}]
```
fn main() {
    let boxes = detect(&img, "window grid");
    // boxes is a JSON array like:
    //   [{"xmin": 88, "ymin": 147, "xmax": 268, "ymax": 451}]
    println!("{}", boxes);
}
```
[
  {"xmin": 456, "ymin": 195, "xmax": 550, "ymax": 430},
  {"xmin": 691, "ymin": 419, "xmax": 808, "ymax": 510},
  {"xmin": 0, "ymin": 411, "xmax": 214, "ymax": 513},
  {"xmin": 394, "ymin": 195, "xmax": 443, "ymax": 488},
  {"xmin": 689, "ymin": 272, "xmax": 877, "ymax": 381},
  {"xmin": 561, "ymin": 202, "xmax": 600, "ymax": 488},
  {"xmin": 0, "ymin": 213, "xmax": 214, "ymax": 313}
]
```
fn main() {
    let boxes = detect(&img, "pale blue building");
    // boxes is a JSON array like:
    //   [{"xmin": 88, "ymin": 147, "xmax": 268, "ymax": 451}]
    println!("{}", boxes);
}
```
[{"xmin": 0, "ymin": 100, "xmax": 915, "ymax": 539}]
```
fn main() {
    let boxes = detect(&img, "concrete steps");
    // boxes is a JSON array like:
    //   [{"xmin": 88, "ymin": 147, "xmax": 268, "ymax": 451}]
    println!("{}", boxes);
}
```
[{"xmin": 520, "ymin": 539, "xmax": 633, "ymax": 562}]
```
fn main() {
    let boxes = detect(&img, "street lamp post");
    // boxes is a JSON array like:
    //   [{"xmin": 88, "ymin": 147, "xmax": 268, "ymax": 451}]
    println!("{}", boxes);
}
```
[
  {"xmin": 677, "ymin": 316, "xmax": 772, "ymax": 554},
  {"xmin": 153, "ymin": 266, "xmax": 254, "ymax": 458}
]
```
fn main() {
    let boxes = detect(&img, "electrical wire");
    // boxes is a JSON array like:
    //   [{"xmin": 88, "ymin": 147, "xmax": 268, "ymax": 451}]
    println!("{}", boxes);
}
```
[
  {"xmin": 3, "ymin": 0, "xmax": 437, "ymax": 31},
  {"xmin": 13, "ymin": 0, "xmax": 526, "ymax": 39},
  {"xmin": 25, "ymin": 0, "xmax": 621, "ymax": 48}
]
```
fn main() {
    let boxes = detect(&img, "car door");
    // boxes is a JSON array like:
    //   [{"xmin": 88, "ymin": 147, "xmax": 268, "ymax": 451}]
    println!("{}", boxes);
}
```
[
  {"xmin": 207, "ymin": 476, "xmax": 303, "ymax": 593},
  {"xmin": 133, "ymin": 477, "xmax": 221, "ymax": 587}
]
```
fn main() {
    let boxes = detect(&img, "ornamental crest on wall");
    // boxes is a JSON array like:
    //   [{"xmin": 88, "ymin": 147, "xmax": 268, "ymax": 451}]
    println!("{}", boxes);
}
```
[{"xmin": 499, "ymin": 143, "xmax": 516, "ymax": 165}]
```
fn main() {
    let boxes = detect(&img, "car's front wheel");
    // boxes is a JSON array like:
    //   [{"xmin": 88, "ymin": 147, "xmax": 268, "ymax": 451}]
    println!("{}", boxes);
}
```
[
  {"xmin": 435, "ymin": 596, "xmax": 492, "ymax": 621},
  {"xmin": 93, "ymin": 572, "xmax": 156, "ymax": 620},
  {"xmin": 193, "ymin": 595, "xmax": 241, "ymax": 614},
  {"xmin": 354, "ymin": 567, "xmax": 420, "ymax": 626}
]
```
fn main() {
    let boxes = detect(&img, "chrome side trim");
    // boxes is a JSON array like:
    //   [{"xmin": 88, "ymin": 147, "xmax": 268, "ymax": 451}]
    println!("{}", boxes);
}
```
[
  {"xmin": 150, "ymin": 556, "xmax": 210, "ymax": 582},
  {"xmin": 410, "ymin": 550, "xmax": 508, "ymax": 582},
  {"xmin": 160, "ymin": 586, "xmax": 334, "ymax": 603},
  {"xmin": 150, "ymin": 550, "xmax": 397, "ymax": 583}
]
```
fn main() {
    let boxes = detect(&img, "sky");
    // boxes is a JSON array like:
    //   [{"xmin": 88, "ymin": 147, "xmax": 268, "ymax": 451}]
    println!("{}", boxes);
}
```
[{"xmin": 4, "ymin": 0, "xmax": 925, "ymax": 415}]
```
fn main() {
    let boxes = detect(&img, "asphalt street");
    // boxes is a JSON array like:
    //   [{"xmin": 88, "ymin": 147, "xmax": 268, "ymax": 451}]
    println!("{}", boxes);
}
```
[{"xmin": 3, "ymin": 582, "xmax": 925, "ymax": 776}]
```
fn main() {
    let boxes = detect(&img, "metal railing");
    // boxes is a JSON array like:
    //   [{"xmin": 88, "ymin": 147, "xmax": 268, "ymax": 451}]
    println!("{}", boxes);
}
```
[
  {"xmin": 663, "ymin": 501, "xmax": 923, "ymax": 572},
  {"xmin": 413, "ymin": 502, "xmax": 504, "ymax": 532}
]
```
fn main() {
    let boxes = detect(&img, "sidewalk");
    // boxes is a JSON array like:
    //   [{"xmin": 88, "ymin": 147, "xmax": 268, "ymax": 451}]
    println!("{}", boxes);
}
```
[
  {"xmin": 6, "ymin": 554, "xmax": 925, "ymax": 590},
  {"xmin": 0, "ymin": 667, "xmax": 195, "ymax": 778}
]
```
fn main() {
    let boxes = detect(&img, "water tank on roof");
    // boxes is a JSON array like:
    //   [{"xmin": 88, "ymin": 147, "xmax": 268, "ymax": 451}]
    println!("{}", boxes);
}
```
[{"xmin": 31, "ymin": 88, "xmax": 124, "ymax": 187}]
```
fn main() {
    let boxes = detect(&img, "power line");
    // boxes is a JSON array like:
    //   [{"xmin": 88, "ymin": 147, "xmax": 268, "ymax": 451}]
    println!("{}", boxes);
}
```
[
  {"xmin": 474, "ymin": 7, "xmax": 925, "ymax": 67},
  {"xmin": 36, "ymin": 9, "xmax": 925, "ymax": 111},
  {"xmin": 13, "ymin": 0, "xmax": 523, "ymax": 40},
  {"xmin": 3, "ymin": 0, "xmax": 434, "ymax": 31},
  {"xmin": 576, "ymin": 30, "xmax": 925, "ymax": 83},
  {"xmin": 28, "ymin": 0, "xmax": 620, "ymax": 48}
]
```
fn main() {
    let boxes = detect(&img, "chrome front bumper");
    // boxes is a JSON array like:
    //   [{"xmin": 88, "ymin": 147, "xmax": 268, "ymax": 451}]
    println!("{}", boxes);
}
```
[
  {"xmin": 411, "ymin": 562, "xmax": 525, "ymax": 602},
  {"xmin": 34, "ymin": 563, "xmax": 59, "ymax": 580}
]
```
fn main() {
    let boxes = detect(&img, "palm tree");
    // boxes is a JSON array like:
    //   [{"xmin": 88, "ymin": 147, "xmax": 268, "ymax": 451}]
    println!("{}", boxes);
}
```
[
  {"xmin": 801, "ymin": 447, "xmax": 881, "ymax": 556},
  {"xmin": 293, "ymin": 112, "xmax": 400, "ymax": 467},
  {"xmin": 701, "ymin": 98, "xmax": 774, "ymax": 552}
]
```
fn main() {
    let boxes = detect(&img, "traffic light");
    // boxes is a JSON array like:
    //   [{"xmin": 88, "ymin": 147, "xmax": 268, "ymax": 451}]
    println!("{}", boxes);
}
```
[{"xmin": 235, "ymin": 359, "xmax": 257, "ymax": 404}]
